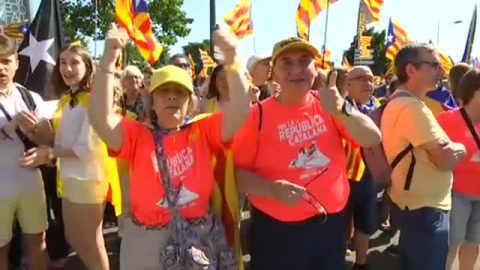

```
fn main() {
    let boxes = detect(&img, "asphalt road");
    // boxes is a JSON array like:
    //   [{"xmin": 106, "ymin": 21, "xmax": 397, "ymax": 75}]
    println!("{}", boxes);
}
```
[{"xmin": 53, "ymin": 223, "xmax": 480, "ymax": 270}]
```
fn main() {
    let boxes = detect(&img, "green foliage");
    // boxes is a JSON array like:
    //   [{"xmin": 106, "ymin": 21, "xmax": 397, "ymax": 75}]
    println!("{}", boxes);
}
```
[
  {"xmin": 344, "ymin": 28, "xmax": 390, "ymax": 75},
  {"xmin": 60, "ymin": 0, "xmax": 192, "ymax": 66}
]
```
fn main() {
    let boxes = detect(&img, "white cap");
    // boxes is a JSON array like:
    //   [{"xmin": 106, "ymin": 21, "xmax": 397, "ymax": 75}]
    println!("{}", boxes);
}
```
[{"xmin": 246, "ymin": 54, "xmax": 271, "ymax": 74}]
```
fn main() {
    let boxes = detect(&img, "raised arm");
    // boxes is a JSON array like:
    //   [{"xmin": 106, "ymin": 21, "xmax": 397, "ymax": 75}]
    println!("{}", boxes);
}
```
[
  {"xmin": 321, "ymin": 71, "xmax": 381, "ymax": 147},
  {"xmin": 214, "ymin": 30, "xmax": 251, "ymax": 142},
  {"xmin": 88, "ymin": 24, "xmax": 129, "ymax": 152}
]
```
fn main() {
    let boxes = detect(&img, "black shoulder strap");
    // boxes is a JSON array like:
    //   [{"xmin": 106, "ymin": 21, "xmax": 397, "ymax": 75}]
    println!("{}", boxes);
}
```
[
  {"xmin": 460, "ymin": 107, "xmax": 480, "ymax": 151},
  {"xmin": 0, "ymin": 103, "xmax": 37, "ymax": 151},
  {"xmin": 257, "ymin": 102, "xmax": 263, "ymax": 131},
  {"xmin": 15, "ymin": 84, "xmax": 37, "ymax": 111}
]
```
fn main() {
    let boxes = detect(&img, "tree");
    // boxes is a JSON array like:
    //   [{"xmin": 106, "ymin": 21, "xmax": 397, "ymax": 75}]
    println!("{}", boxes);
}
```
[
  {"xmin": 182, "ymin": 39, "xmax": 211, "ymax": 74},
  {"xmin": 344, "ymin": 28, "xmax": 390, "ymax": 75},
  {"xmin": 60, "ymin": 0, "xmax": 193, "ymax": 65}
]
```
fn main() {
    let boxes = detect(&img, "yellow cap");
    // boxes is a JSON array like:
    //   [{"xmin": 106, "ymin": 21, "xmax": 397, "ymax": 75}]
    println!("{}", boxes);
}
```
[
  {"xmin": 271, "ymin": 37, "xmax": 319, "ymax": 63},
  {"xmin": 149, "ymin": 65, "xmax": 194, "ymax": 94}
]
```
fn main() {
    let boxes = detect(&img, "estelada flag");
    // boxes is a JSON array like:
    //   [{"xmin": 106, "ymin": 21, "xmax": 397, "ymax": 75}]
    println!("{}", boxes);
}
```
[{"xmin": 116, "ymin": 0, "xmax": 163, "ymax": 64}]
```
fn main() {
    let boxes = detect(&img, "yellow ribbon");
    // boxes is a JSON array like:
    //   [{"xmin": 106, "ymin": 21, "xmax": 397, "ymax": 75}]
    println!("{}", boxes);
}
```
[{"xmin": 52, "ymin": 93, "xmax": 122, "ymax": 215}]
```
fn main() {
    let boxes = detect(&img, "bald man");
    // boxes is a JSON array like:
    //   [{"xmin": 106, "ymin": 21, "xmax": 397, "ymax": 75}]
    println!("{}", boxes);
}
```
[{"xmin": 344, "ymin": 66, "xmax": 381, "ymax": 270}]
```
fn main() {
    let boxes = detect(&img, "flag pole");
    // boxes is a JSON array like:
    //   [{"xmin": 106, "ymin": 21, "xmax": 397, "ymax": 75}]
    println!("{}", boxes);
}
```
[
  {"xmin": 354, "ymin": 0, "xmax": 363, "ymax": 66},
  {"xmin": 322, "ymin": 0, "xmax": 331, "ymax": 69},
  {"xmin": 94, "ymin": 0, "xmax": 98, "ymax": 58},
  {"xmin": 210, "ymin": 0, "xmax": 216, "ymax": 61}
]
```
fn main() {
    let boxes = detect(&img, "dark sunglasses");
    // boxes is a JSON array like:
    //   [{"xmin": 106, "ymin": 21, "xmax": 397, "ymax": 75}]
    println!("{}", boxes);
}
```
[
  {"xmin": 416, "ymin": 61, "xmax": 442, "ymax": 70},
  {"xmin": 302, "ymin": 167, "xmax": 329, "ymax": 223},
  {"xmin": 174, "ymin": 63, "xmax": 190, "ymax": 69}
]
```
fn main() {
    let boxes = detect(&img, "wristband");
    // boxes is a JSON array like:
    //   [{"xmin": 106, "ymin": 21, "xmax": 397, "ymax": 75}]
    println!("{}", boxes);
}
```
[
  {"xmin": 97, "ymin": 65, "xmax": 116, "ymax": 75},
  {"xmin": 224, "ymin": 57, "xmax": 242, "ymax": 72}
]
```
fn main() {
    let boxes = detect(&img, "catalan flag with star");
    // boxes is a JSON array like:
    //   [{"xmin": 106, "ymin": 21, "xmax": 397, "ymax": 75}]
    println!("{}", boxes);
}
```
[
  {"xmin": 224, "ymin": 0, "xmax": 253, "ymax": 39},
  {"xmin": 3, "ymin": 20, "xmax": 30, "ymax": 41},
  {"xmin": 296, "ymin": 0, "xmax": 339, "ymax": 40},
  {"xmin": 116, "ymin": 0, "xmax": 163, "ymax": 65},
  {"xmin": 386, "ymin": 18, "xmax": 410, "ymax": 61}
]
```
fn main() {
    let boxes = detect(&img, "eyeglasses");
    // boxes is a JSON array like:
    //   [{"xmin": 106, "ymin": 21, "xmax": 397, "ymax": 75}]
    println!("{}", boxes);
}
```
[
  {"xmin": 277, "ymin": 57, "xmax": 314, "ymax": 71},
  {"xmin": 302, "ymin": 167, "xmax": 329, "ymax": 223},
  {"xmin": 416, "ymin": 61, "xmax": 442, "ymax": 70},
  {"xmin": 174, "ymin": 63, "xmax": 190, "ymax": 69}
]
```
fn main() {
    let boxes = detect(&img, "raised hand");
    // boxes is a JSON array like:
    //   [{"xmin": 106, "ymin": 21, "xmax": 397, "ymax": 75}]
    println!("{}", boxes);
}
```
[
  {"xmin": 320, "ymin": 70, "xmax": 345, "ymax": 115},
  {"xmin": 102, "ymin": 23, "xmax": 129, "ymax": 68},
  {"xmin": 213, "ymin": 29, "xmax": 238, "ymax": 65}
]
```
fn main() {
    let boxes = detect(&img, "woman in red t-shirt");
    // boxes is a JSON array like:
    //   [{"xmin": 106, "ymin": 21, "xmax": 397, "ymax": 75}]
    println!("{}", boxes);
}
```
[
  {"xmin": 437, "ymin": 70, "xmax": 480, "ymax": 270},
  {"xmin": 88, "ymin": 25, "xmax": 251, "ymax": 269}
]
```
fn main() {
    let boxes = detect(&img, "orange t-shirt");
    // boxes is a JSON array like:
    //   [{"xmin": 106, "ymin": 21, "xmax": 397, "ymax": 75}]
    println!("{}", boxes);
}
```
[
  {"xmin": 233, "ymin": 91, "xmax": 351, "ymax": 222},
  {"xmin": 436, "ymin": 109, "xmax": 480, "ymax": 197},
  {"xmin": 109, "ymin": 113, "xmax": 225, "ymax": 226}
]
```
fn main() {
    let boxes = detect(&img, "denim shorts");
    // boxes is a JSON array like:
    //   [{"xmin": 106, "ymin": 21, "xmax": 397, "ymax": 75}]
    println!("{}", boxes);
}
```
[{"xmin": 450, "ymin": 191, "xmax": 480, "ymax": 244}]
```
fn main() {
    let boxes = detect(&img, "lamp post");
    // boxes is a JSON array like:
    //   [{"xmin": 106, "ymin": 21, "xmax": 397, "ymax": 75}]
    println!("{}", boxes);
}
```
[
  {"xmin": 210, "ymin": 0, "xmax": 216, "ymax": 61},
  {"xmin": 437, "ymin": 20, "xmax": 463, "ymax": 46}
]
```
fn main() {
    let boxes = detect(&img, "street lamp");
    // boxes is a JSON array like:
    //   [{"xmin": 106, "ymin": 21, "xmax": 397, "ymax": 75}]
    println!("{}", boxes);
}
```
[{"xmin": 437, "ymin": 20, "xmax": 463, "ymax": 46}]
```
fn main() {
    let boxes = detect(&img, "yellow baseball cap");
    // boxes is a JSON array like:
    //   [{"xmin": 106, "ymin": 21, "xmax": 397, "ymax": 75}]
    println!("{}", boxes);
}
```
[
  {"xmin": 272, "ymin": 37, "xmax": 320, "ymax": 63},
  {"xmin": 149, "ymin": 65, "xmax": 194, "ymax": 94}
]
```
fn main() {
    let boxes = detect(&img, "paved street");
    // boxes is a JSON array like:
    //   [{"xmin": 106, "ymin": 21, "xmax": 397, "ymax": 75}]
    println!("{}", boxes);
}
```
[{"xmin": 54, "ymin": 223, "xmax": 480, "ymax": 270}]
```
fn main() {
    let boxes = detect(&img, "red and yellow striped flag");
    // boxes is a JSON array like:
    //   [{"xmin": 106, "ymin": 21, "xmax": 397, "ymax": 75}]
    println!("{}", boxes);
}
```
[
  {"xmin": 116, "ymin": 0, "xmax": 163, "ymax": 64},
  {"xmin": 188, "ymin": 53, "xmax": 196, "ymax": 78},
  {"xmin": 199, "ymin": 48, "xmax": 217, "ymax": 68},
  {"xmin": 437, "ymin": 50, "xmax": 453, "ymax": 75},
  {"xmin": 363, "ymin": 0, "xmax": 384, "ymax": 23},
  {"xmin": 343, "ymin": 56, "xmax": 352, "ymax": 68},
  {"xmin": 386, "ymin": 18, "xmax": 410, "ymax": 61},
  {"xmin": 224, "ymin": 0, "xmax": 254, "ymax": 39},
  {"xmin": 296, "ymin": 0, "xmax": 339, "ymax": 40}
]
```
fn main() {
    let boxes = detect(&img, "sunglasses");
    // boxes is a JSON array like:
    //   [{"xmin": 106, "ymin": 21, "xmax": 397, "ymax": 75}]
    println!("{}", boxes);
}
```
[
  {"xmin": 416, "ymin": 61, "xmax": 442, "ymax": 70},
  {"xmin": 302, "ymin": 167, "xmax": 329, "ymax": 223},
  {"xmin": 174, "ymin": 63, "xmax": 191, "ymax": 69}
]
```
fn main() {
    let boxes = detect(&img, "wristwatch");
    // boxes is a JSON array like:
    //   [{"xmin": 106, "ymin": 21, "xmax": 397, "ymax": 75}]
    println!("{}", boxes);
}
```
[
  {"xmin": 48, "ymin": 148, "xmax": 55, "ymax": 161},
  {"xmin": 334, "ymin": 100, "xmax": 353, "ymax": 120}
]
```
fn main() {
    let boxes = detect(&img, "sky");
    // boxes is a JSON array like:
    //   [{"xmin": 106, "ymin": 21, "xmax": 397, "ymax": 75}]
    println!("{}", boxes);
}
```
[{"xmin": 31, "ymin": 0, "xmax": 480, "ymax": 66}]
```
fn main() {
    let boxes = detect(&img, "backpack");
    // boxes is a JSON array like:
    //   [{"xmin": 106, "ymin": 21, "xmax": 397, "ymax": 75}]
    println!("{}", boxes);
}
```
[
  {"xmin": 361, "ymin": 91, "xmax": 416, "ymax": 189},
  {"xmin": 0, "ymin": 84, "xmax": 38, "ymax": 151}
]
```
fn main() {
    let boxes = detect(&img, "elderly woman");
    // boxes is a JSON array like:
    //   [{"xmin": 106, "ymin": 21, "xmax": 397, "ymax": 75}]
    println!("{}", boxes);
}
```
[{"xmin": 89, "ymin": 25, "xmax": 250, "ymax": 269}]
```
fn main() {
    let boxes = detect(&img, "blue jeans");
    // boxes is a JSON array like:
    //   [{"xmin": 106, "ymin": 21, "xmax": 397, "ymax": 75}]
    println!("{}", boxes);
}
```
[{"xmin": 391, "ymin": 204, "xmax": 450, "ymax": 270}]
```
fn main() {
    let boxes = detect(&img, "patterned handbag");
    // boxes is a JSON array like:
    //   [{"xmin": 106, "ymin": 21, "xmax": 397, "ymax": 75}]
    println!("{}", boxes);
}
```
[{"xmin": 153, "ymin": 127, "xmax": 238, "ymax": 270}]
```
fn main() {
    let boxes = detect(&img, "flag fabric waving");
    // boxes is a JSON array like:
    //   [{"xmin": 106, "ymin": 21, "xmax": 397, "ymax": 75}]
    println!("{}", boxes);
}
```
[
  {"xmin": 315, "ymin": 46, "xmax": 332, "ymax": 69},
  {"xmin": 188, "ymin": 53, "xmax": 196, "ymax": 79},
  {"xmin": 386, "ymin": 18, "xmax": 410, "ymax": 61},
  {"xmin": 199, "ymin": 48, "xmax": 217, "ymax": 68},
  {"xmin": 461, "ymin": 5, "xmax": 477, "ymax": 63},
  {"xmin": 343, "ymin": 56, "xmax": 352, "ymax": 68},
  {"xmin": 116, "ymin": 0, "xmax": 163, "ymax": 65},
  {"xmin": 423, "ymin": 85, "xmax": 458, "ymax": 115},
  {"xmin": 3, "ymin": 21, "xmax": 29, "ymax": 41},
  {"xmin": 296, "ymin": 0, "xmax": 339, "ymax": 40},
  {"xmin": 14, "ymin": 0, "xmax": 66, "ymax": 98},
  {"xmin": 224, "ymin": 0, "xmax": 254, "ymax": 39},
  {"xmin": 437, "ymin": 50, "xmax": 453, "ymax": 75},
  {"xmin": 362, "ymin": 0, "xmax": 384, "ymax": 24}
]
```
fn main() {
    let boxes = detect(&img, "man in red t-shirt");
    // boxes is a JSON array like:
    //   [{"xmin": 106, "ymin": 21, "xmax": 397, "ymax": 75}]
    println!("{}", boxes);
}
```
[{"xmin": 233, "ymin": 37, "xmax": 382, "ymax": 270}]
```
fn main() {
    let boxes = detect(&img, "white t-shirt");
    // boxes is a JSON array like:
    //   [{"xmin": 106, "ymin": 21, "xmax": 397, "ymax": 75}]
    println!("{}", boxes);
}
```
[
  {"xmin": 54, "ymin": 102, "xmax": 106, "ymax": 181},
  {"xmin": 0, "ymin": 86, "xmax": 47, "ymax": 198}
]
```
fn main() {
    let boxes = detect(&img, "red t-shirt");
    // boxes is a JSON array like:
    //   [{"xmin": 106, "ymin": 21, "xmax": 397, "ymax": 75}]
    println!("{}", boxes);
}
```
[
  {"xmin": 437, "ymin": 109, "xmax": 480, "ymax": 196},
  {"xmin": 109, "ymin": 113, "xmax": 225, "ymax": 226},
  {"xmin": 233, "ymin": 91, "xmax": 351, "ymax": 222}
]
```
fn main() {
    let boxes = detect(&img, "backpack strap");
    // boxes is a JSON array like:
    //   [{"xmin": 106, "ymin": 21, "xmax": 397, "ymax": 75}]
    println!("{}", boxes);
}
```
[
  {"xmin": 257, "ymin": 102, "xmax": 263, "ymax": 131},
  {"xmin": 460, "ymin": 107, "xmax": 480, "ymax": 151},
  {"xmin": 15, "ymin": 84, "xmax": 37, "ymax": 111}
]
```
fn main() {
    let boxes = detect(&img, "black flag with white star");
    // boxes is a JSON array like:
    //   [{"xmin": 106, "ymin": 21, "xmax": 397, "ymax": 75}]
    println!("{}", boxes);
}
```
[{"xmin": 14, "ymin": 0, "xmax": 66, "ymax": 99}]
